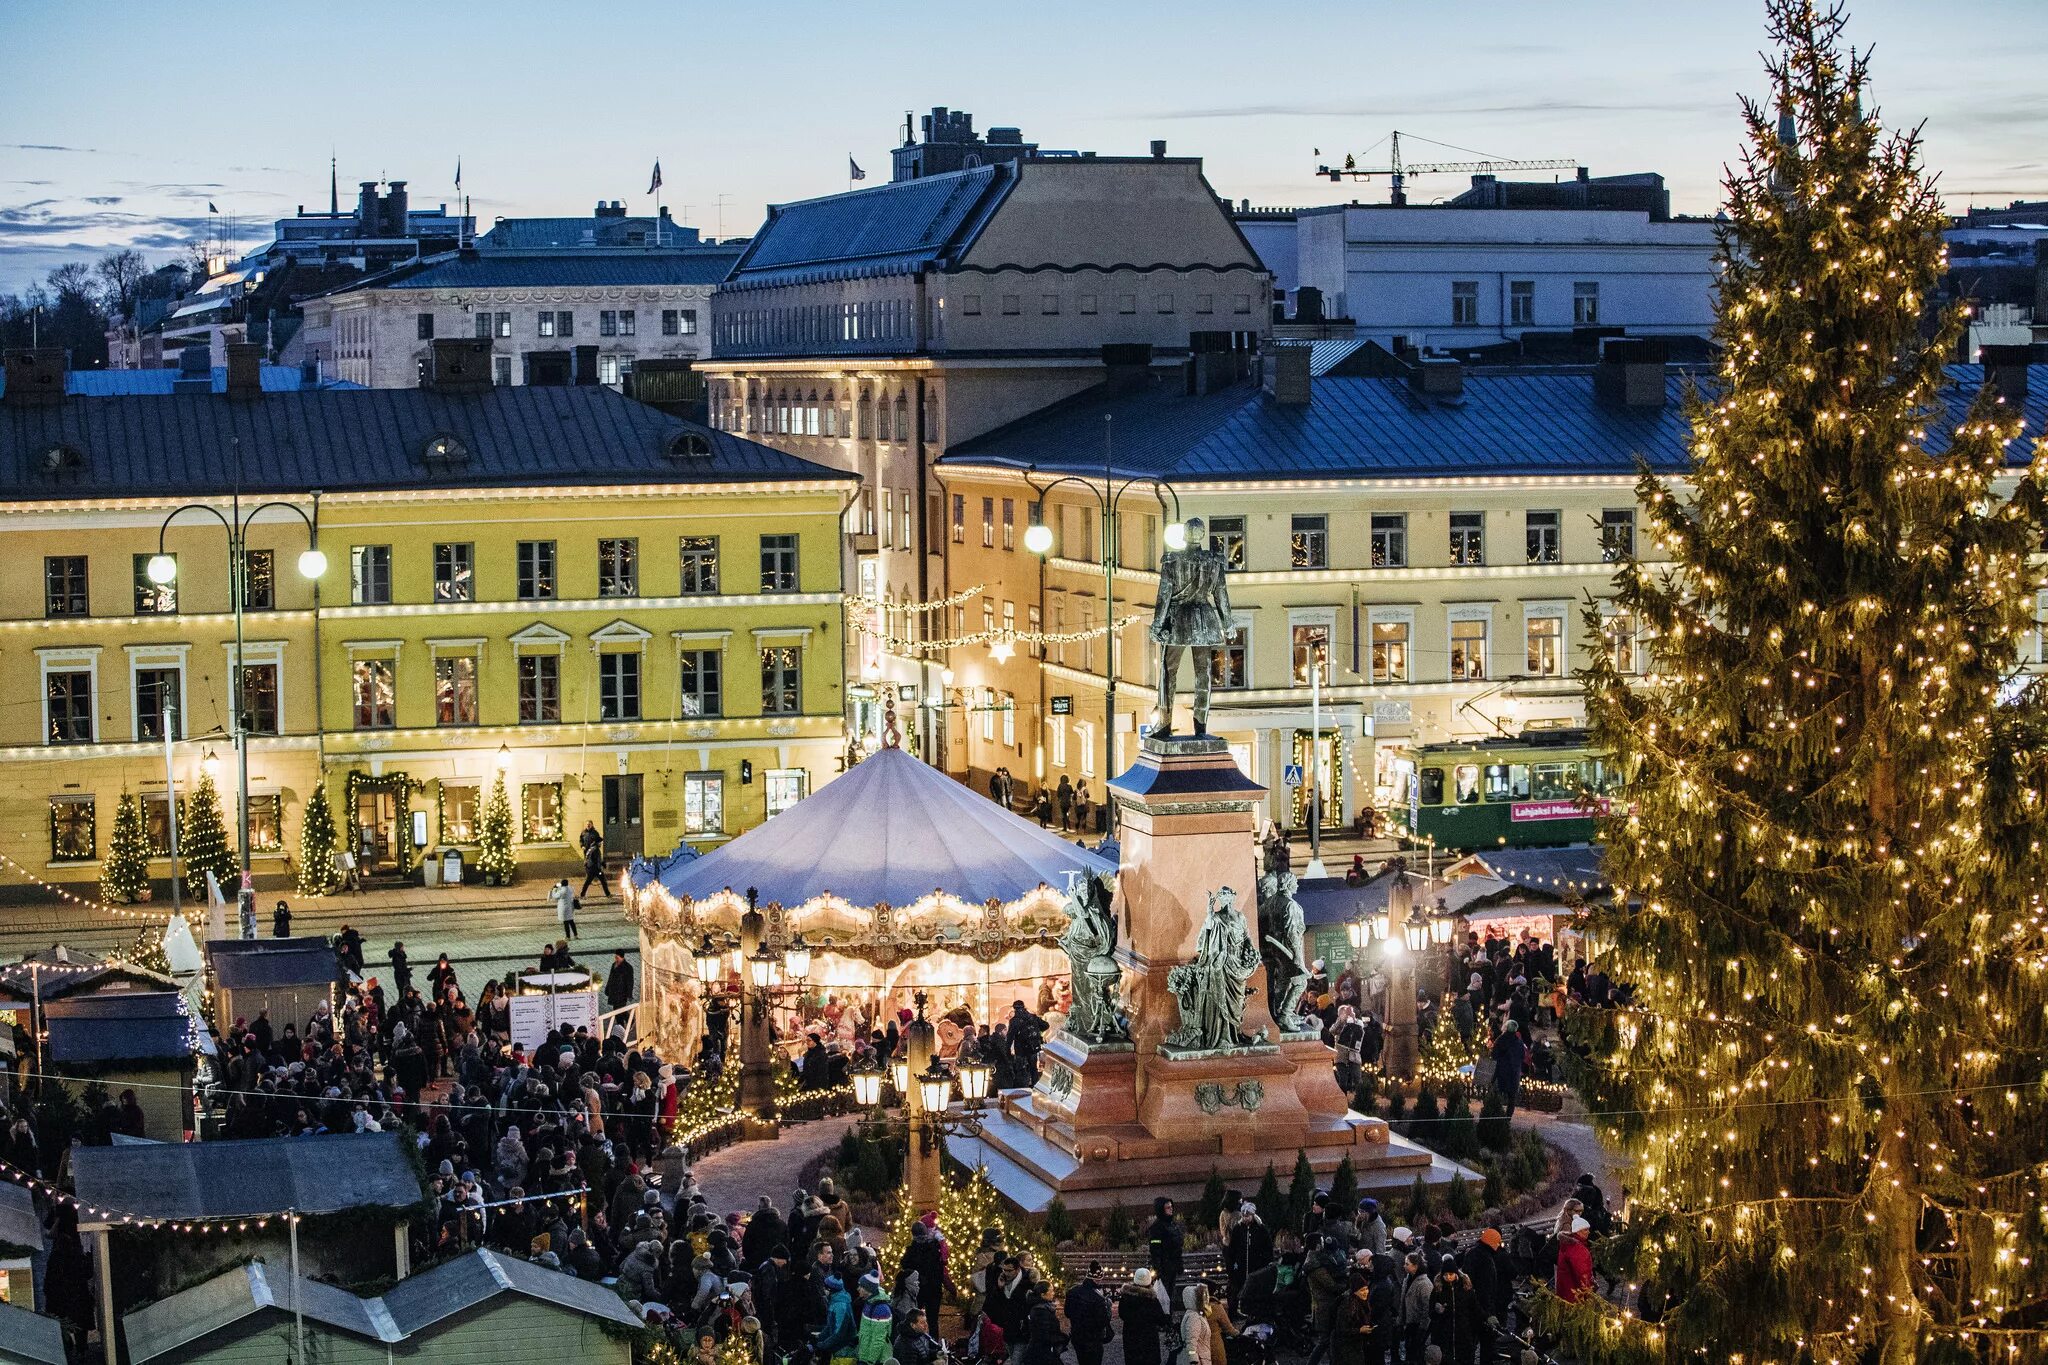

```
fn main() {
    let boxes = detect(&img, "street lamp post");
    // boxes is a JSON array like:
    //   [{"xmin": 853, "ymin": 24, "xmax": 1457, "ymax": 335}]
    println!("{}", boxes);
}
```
[
  {"xmin": 737, "ymin": 886, "xmax": 778, "ymax": 1120},
  {"xmin": 901, "ymin": 993, "xmax": 943, "ymax": 1216},
  {"xmin": 1382, "ymin": 859, "xmax": 1420, "ymax": 1079},
  {"xmin": 149, "ymin": 449, "xmax": 322, "ymax": 937},
  {"xmin": 1023, "ymin": 418, "xmax": 1186, "ymax": 821}
]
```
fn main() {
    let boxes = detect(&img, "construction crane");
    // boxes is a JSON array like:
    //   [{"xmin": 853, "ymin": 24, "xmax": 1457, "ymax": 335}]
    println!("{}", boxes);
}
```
[{"xmin": 1315, "ymin": 130, "xmax": 1578, "ymax": 206}]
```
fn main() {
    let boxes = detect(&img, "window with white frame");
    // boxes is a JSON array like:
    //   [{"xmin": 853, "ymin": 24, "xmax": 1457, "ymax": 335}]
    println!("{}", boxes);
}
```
[
  {"xmin": 436, "ymin": 655, "xmax": 479, "ymax": 725},
  {"xmin": 1368, "ymin": 609, "xmax": 1413, "ymax": 683},
  {"xmin": 1212, "ymin": 616, "xmax": 1251, "ymax": 689},
  {"xmin": 1600, "ymin": 508, "xmax": 1636, "ymax": 561},
  {"xmin": 1076, "ymin": 721, "xmax": 1096, "ymax": 776},
  {"xmin": 1448, "ymin": 610, "xmax": 1491, "ymax": 683},
  {"xmin": 1509, "ymin": 280, "xmax": 1535, "ymax": 327},
  {"xmin": 135, "ymin": 665, "xmax": 182, "ymax": 741},
  {"xmin": 1370, "ymin": 513, "xmax": 1407, "ymax": 568},
  {"xmin": 1001, "ymin": 692, "xmax": 1016, "ymax": 747},
  {"xmin": 1603, "ymin": 610, "xmax": 1641, "ymax": 674},
  {"xmin": 598, "ymin": 652, "xmax": 642, "ymax": 721},
  {"xmin": 679, "ymin": 647, "xmax": 723, "ymax": 716},
  {"xmin": 1449, "ymin": 511, "xmax": 1485, "ymax": 566},
  {"xmin": 1525, "ymin": 510, "xmax": 1561, "ymax": 564},
  {"xmin": 980, "ymin": 687, "xmax": 995, "ymax": 742},
  {"xmin": 765, "ymin": 768, "xmax": 808, "ymax": 818},
  {"xmin": 1050, "ymin": 717, "xmax": 1067, "ymax": 768},
  {"xmin": 1289, "ymin": 610, "xmax": 1334, "ymax": 686},
  {"xmin": 685, "ymin": 772, "xmax": 724, "ymax": 835},
  {"xmin": 1451, "ymin": 280, "xmax": 1479, "ymax": 326},
  {"xmin": 1291, "ymin": 514, "xmax": 1328, "ymax": 569},
  {"xmin": 1573, "ymin": 281, "xmax": 1601, "ymax": 325},
  {"xmin": 1525, "ymin": 608, "xmax": 1566, "ymax": 678}
]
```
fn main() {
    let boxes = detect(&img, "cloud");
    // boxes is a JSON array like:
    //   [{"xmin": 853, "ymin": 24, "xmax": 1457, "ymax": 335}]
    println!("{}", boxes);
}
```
[
  {"xmin": 1, "ymin": 142, "xmax": 106, "ymax": 154},
  {"xmin": 84, "ymin": 195, "xmax": 122, "ymax": 205},
  {"xmin": 1126, "ymin": 96, "xmax": 1725, "ymax": 122}
]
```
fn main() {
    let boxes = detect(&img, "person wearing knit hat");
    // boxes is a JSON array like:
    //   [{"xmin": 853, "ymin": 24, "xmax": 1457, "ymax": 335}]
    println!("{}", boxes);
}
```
[{"xmin": 1553, "ymin": 1216, "xmax": 1595, "ymax": 1303}]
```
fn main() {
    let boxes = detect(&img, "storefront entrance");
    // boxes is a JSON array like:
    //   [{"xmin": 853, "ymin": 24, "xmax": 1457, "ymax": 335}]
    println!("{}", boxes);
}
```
[
  {"xmin": 1288, "ymin": 729, "xmax": 1343, "ymax": 831},
  {"xmin": 603, "ymin": 774, "xmax": 644, "ymax": 858},
  {"xmin": 354, "ymin": 788, "xmax": 399, "ymax": 871}
]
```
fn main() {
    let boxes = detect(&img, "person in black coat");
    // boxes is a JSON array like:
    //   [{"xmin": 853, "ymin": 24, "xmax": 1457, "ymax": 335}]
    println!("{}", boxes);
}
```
[
  {"xmin": 1117, "ymin": 1271, "xmax": 1171, "ymax": 1365},
  {"xmin": 743, "ymin": 1197, "xmax": 786, "ymax": 1268},
  {"xmin": 1064, "ymin": 1275, "xmax": 1113, "ymax": 1365},
  {"xmin": 902, "ymin": 1220, "xmax": 949, "ymax": 1330},
  {"xmin": 605, "ymin": 952, "xmax": 637, "ymax": 1012},
  {"xmin": 1145, "ymin": 1197, "xmax": 1186, "ymax": 1294},
  {"xmin": 1226, "ymin": 1203, "xmax": 1275, "ymax": 1311},
  {"xmin": 1020, "ymin": 1282, "xmax": 1066, "ymax": 1365}
]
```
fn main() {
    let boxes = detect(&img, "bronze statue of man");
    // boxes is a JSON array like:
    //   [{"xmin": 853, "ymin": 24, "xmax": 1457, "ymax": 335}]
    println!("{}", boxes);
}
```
[{"xmin": 1149, "ymin": 517, "xmax": 1231, "ymax": 738}]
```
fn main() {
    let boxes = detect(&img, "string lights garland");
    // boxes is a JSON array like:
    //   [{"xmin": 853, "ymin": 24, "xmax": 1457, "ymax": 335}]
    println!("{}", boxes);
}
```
[
  {"xmin": 0, "ymin": 848, "xmax": 177, "ymax": 922},
  {"xmin": 847, "ymin": 584, "xmax": 985, "ymax": 617},
  {"xmin": 853, "ymin": 614, "xmax": 1143, "ymax": 659}
]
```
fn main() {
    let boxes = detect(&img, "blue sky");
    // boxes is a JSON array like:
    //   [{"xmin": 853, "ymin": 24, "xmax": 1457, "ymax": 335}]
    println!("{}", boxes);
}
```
[{"xmin": 3, "ymin": 0, "xmax": 2044, "ymax": 292}]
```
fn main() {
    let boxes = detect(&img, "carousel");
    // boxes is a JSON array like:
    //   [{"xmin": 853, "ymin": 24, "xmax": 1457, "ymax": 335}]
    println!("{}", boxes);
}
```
[{"xmin": 622, "ymin": 738, "xmax": 1115, "ymax": 1061}]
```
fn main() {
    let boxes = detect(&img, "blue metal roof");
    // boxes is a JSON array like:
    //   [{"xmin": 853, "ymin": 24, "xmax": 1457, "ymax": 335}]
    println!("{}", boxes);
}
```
[
  {"xmin": 52, "ymin": 365, "xmax": 361, "ymax": 396},
  {"xmin": 479, "ymin": 215, "xmax": 706, "ymax": 251},
  {"xmin": 944, "ymin": 365, "xmax": 2048, "ymax": 483},
  {"xmin": 725, "ymin": 165, "xmax": 1013, "ymax": 290},
  {"xmin": 331, "ymin": 249, "xmax": 741, "ymax": 294},
  {"xmin": 0, "ymin": 385, "xmax": 850, "ymax": 501},
  {"xmin": 42, "ymin": 990, "xmax": 192, "ymax": 1065}
]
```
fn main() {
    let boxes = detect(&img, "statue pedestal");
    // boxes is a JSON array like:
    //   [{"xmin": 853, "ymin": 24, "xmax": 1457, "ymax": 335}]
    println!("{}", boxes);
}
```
[{"xmin": 967, "ymin": 740, "xmax": 1457, "ymax": 1211}]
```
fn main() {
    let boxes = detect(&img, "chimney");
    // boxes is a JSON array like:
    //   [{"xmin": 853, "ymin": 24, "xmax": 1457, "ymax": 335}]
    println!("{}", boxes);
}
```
[
  {"xmin": 423, "ymin": 338, "xmax": 494, "ymax": 395},
  {"xmin": 1150, "ymin": 139, "xmax": 1167, "ymax": 159},
  {"xmin": 223, "ymin": 342, "xmax": 263, "ymax": 399},
  {"xmin": 1410, "ymin": 357, "xmax": 1464, "ymax": 399},
  {"xmin": 1980, "ymin": 343, "xmax": 2032, "ymax": 402},
  {"xmin": 1, "ymin": 348, "xmax": 66, "ymax": 408},
  {"xmin": 1101, "ymin": 343, "xmax": 1155, "ymax": 394},
  {"xmin": 1262, "ymin": 341, "xmax": 1312, "ymax": 406},
  {"xmin": 385, "ymin": 181, "xmax": 409, "ymax": 236},
  {"xmin": 572, "ymin": 345, "xmax": 601, "ymax": 386},
  {"xmin": 1594, "ymin": 336, "xmax": 1669, "ymax": 409},
  {"xmin": 358, "ymin": 181, "xmax": 378, "ymax": 227}
]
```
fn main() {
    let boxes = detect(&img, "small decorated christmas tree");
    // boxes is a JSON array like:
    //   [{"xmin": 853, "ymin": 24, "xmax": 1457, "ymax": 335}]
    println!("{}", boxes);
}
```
[
  {"xmin": 99, "ymin": 792, "xmax": 152, "ymax": 904},
  {"xmin": 180, "ymin": 770, "xmax": 237, "ymax": 903},
  {"xmin": 124, "ymin": 923, "xmax": 170, "ymax": 976},
  {"xmin": 296, "ymin": 781, "xmax": 341, "ymax": 896},
  {"xmin": 476, "ymin": 772, "xmax": 516, "ymax": 884}
]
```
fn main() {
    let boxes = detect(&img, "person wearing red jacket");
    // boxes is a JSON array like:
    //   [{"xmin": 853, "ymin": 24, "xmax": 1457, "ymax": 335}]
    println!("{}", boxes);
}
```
[{"xmin": 1553, "ymin": 1216, "xmax": 1596, "ymax": 1303}]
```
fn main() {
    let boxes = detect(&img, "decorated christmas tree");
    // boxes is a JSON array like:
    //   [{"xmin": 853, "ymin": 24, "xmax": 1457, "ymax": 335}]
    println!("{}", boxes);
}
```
[
  {"xmin": 476, "ymin": 772, "xmax": 516, "ymax": 883},
  {"xmin": 124, "ymin": 923, "xmax": 170, "ymax": 976},
  {"xmin": 296, "ymin": 781, "xmax": 341, "ymax": 896},
  {"xmin": 1561, "ymin": 4, "xmax": 2048, "ymax": 1360},
  {"xmin": 180, "ymin": 770, "xmax": 238, "ymax": 903},
  {"xmin": 878, "ymin": 1164, "xmax": 1063, "ymax": 1295},
  {"xmin": 1415, "ymin": 999, "xmax": 1477, "ymax": 1093},
  {"xmin": 99, "ymin": 792, "xmax": 152, "ymax": 904}
]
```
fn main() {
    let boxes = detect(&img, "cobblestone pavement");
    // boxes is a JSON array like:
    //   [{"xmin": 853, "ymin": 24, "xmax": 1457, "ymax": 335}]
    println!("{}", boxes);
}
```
[{"xmin": 689, "ymin": 1117, "xmax": 861, "ymax": 1219}]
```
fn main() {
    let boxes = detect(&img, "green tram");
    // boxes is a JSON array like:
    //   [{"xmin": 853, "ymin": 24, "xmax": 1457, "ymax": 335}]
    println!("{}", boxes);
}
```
[{"xmin": 1388, "ymin": 728, "xmax": 1619, "ymax": 850}]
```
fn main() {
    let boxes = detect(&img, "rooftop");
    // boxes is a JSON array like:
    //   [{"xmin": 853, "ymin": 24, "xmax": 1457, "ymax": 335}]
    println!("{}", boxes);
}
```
[
  {"xmin": 58, "ymin": 365, "xmax": 362, "ymax": 396},
  {"xmin": 724, "ymin": 164, "xmax": 1014, "ymax": 289},
  {"xmin": 0, "ymin": 1301, "xmax": 66, "ymax": 1365},
  {"xmin": 328, "ymin": 247, "xmax": 742, "ymax": 295},
  {"xmin": 42, "ymin": 989, "xmax": 194, "ymax": 1066},
  {"xmin": 69, "ymin": 1131, "xmax": 421, "ymax": 1222},
  {"xmin": 206, "ymin": 937, "xmax": 345, "ymax": 991},
  {"xmin": 0, "ymin": 382, "xmax": 849, "ymax": 502},
  {"xmin": 943, "ymin": 363, "xmax": 2048, "ymax": 483}
]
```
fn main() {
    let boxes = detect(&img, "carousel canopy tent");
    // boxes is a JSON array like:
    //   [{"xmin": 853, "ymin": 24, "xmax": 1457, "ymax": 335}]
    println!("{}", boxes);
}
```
[{"xmin": 645, "ymin": 746, "xmax": 1113, "ymax": 910}]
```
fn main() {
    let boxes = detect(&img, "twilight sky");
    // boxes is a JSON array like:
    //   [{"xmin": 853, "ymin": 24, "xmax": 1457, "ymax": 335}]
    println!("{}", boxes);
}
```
[{"xmin": 2, "ymin": 0, "xmax": 2044, "ymax": 292}]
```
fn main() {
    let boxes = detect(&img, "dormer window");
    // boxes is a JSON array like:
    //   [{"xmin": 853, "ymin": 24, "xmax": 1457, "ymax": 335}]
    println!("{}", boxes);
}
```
[
  {"xmin": 421, "ymin": 432, "xmax": 469, "ymax": 467},
  {"xmin": 37, "ymin": 443, "xmax": 85, "ymax": 476},
  {"xmin": 669, "ymin": 432, "xmax": 713, "ymax": 461}
]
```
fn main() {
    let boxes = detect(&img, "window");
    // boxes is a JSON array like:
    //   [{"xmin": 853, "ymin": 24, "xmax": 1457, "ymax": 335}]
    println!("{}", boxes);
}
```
[
  {"xmin": 949, "ymin": 493, "xmax": 968, "ymax": 545},
  {"xmin": 760, "ymin": 534, "xmax": 799, "ymax": 592},
  {"xmin": 518, "ymin": 654, "xmax": 560, "ymax": 723},
  {"xmin": 679, "ymin": 536, "xmax": 720, "ymax": 594},
  {"xmin": 1449, "ymin": 511, "xmax": 1485, "ymax": 566},
  {"xmin": 1370, "ymin": 614, "xmax": 1411, "ymax": 683},
  {"xmin": 136, "ymin": 667, "xmax": 181, "ymax": 740},
  {"xmin": 1419, "ymin": 767, "xmax": 1444, "ymax": 806},
  {"xmin": 1050, "ymin": 719, "xmax": 1067, "ymax": 768},
  {"xmin": 241, "ymin": 550, "xmax": 275, "ymax": 610},
  {"xmin": 661, "ymin": 309, "xmax": 697, "ymax": 336},
  {"xmin": 598, "ymin": 652, "xmax": 641, "ymax": 721},
  {"xmin": 46, "ymin": 669, "xmax": 93, "ymax": 743},
  {"xmin": 979, "ymin": 686, "xmax": 994, "ymax": 742},
  {"xmin": 441, "ymin": 784, "xmax": 479, "ymax": 843},
  {"xmin": 241, "ymin": 663, "xmax": 279, "ymax": 735},
  {"xmin": 598, "ymin": 539, "xmax": 638, "ymax": 596},
  {"xmin": 475, "ymin": 312, "xmax": 493, "ymax": 340},
  {"xmin": 433, "ymin": 543, "xmax": 474, "ymax": 602},
  {"xmin": 900, "ymin": 494, "xmax": 912, "ymax": 549},
  {"xmin": 350, "ymin": 546, "xmax": 392, "ymax": 605},
  {"xmin": 1603, "ymin": 612, "xmax": 1640, "ymax": 674},
  {"xmin": 1573, "ymin": 281, "xmax": 1600, "ymax": 325},
  {"xmin": 133, "ymin": 554, "xmax": 175, "ymax": 614},
  {"xmin": 599, "ymin": 354, "xmax": 631, "ymax": 386},
  {"xmin": 516, "ymin": 541, "xmax": 556, "ymax": 600},
  {"xmin": 1600, "ymin": 508, "xmax": 1636, "ymax": 561},
  {"xmin": 761, "ymin": 645, "xmax": 802, "ymax": 714},
  {"xmin": 45, "ymin": 556, "xmax": 88, "ymax": 617},
  {"xmin": 684, "ymin": 773, "xmax": 724, "ymax": 835},
  {"xmin": 1451, "ymin": 280, "xmax": 1479, "ymax": 326},
  {"xmin": 1509, "ymin": 280, "xmax": 1535, "ymax": 327},
  {"xmin": 981, "ymin": 498, "xmax": 995, "ymax": 548},
  {"xmin": 1450, "ymin": 616, "xmax": 1489, "ymax": 682},
  {"xmin": 1077, "ymin": 722, "xmax": 1096, "ymax": 777},
  {"xmin": 1526, "ymin": 613, "xmax": 1564, "ymax": 678},
  {"xmin": 1001, "ymin": 693, "xmax": 1016, "ymax": 747},
  {"xmin": 1027, "ymin": 604, "xmax": 1043, "ymax": 659},
  {"xmin": 893, "ymin": 394, "xmax": 909, "ymax": 442},
  {"xmin": 244, "ymin": 793, "xmax": 283, "ymax": 853},
  {"xmin": 538, "ymin": 312, "xmax": 557, "ymax": 338},
  {"xmin": 1000, "ymin": 499, "xmax": 1015, "ymax": 549},
  {"xmin": 679, "ymin": 648, "xmax": 722, "ymax": 717},
  {"xmin": 473, "ymin": 310, "xmax": 510, "ymax": 339},
  {"xmin": 1212, "ymin": 621, "xmax": 1249, "ymax": 689},
  {"xmin": 435, "ymin": 655, "xmax": 478, "ymax": 725},
  {"xmin": 142, "ymin": 795, "xmax": 174, "ymax": 856},
  {"xmin": 522, "ymin": 783, "xmax": 563, "ymax": 841},
  {"xmin": 493, "ymin": 355, "xmax": 512, "ymax": 386},
  {"xmin": 416, "ymin": 312, "xmax": 434, "ymax": 340},
  {"xmin": 1526, "ymin": 510, "xmax": 1561, "ymax": 564},
  {"xmin": 1291, "ymin": 514, "xmax": 1328, "ymax": 569},
  {"xmin": 599, "ymin": 310, "xmax": 619, "ymax": 337},
  {"xmin": 1291, "ymin": 620, "xmax": 1331, "ymax": 686},
  {"xmin": 766, "ymin": 769, "xmax": 808, "ymax": 818},
  {"xmin": 1370, "ymin": 513, "xmax": 1407, "ymax": 568},
  {"xmin": 557, "ymin": 310, "xmax": 574, "ymax": 336},
  {"xmin": 1002, "ymin": 600, "xmax": 1016, "ymax": 651},
  {"xmin": 50, "ymin": 797, "xmax": 94, "ymax": 862},
  {"xmin": 352, "ymin": 658, "xmax": 396, "ymax": 728},
  {"xmin": 1209, "ymin": 516, "xmax": 1247, "ymax": 571}
]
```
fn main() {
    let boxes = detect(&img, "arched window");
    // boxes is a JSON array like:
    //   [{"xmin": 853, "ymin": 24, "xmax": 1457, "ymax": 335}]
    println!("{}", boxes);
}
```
[
  {"xmin": 857, "ymin": 389, "xmax": 873, "ymax": 441},
  {"xmin": 806, "ymin": 389, "xmax": 821, "ymax": 436},
  {"xmin": 777, "ymin": 388, "xmax": 791, "ymax": 434},
  {"xmin": 893, "ymin": 392, "xmax": 910, "ymax": 443},
  {"xmin": 822, "ymin": 389, "xmax": 837, "ymax": 437}
]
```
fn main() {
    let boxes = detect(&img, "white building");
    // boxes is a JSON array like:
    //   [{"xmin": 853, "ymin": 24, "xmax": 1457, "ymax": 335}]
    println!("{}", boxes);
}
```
[{"xmin": 1261, "ymin": 202, "xmax": 1718, "ymax": 350}]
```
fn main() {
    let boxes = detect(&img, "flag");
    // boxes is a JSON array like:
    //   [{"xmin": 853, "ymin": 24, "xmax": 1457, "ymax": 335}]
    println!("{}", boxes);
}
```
[
  {"xmin": 454, "ymin": 157, "xmax": 462, "ymax": 191},
  {"xmin": 207, "ymin": 201, "xmax": 218, "ymax": 213},
  {"xmin": 647, "ymin": 160, "xmax": 662, "ymax": 195},
  {"xmin": 848, "ymin": 157, "xmax": 866, "ymax": 182}
]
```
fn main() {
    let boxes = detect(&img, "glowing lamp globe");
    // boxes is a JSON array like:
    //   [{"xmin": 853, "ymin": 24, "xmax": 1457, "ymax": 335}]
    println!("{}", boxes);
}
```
[
  {"xmin": 957, "ymin": 1055, "xmax": 993, "ymax": 1103},
  {"xmin": 145, "ymin": 553, "xmax": 178, "ymax": 586},
  {"xmin": 1023, "ymin": 523, "xmax": 1054, "ymax": 555},
  {"xmin": 917, "ymin": 1062, "xmax": 955, "ymax": 1115},
  {"xmin": 1163, "ymin": 521, "xmax": 1190, "ymax": 551},
  {"xmin": 889, "ymin": 1054, "xmax": 912, "ymax": 1095},
  {"xmin": 851, "ymin": 1063, "xmax": 884, "ymax": 1108},
  {"xmin": 297, "ymin": 547, "xmax": 328, "ymax": 579}
]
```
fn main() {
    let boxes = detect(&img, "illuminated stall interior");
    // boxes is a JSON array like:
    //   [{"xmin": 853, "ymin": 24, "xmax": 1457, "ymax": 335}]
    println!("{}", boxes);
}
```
[{"xmin": 625, "ymin": 743, "xmax": 1114, "ymax": 1059}]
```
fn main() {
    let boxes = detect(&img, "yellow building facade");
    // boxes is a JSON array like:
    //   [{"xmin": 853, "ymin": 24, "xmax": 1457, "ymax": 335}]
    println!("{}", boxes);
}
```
[{"xmin": 0, "ymin": 346, "xmax": 853, "ymax": 900}]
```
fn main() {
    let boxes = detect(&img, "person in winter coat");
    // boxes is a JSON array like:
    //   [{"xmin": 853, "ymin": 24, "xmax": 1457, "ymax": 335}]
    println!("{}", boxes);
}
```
[
  {"xmin": 1573, "ymin": 1173, "xmax": 1613, "ymax": 1236},
  {"xmin": 619, "ymin": 1239, "xmax": 665, "ymax": 1305},
  {"xmin": 1490, "ymin": 1019, "xmax": 1527, "ymax": 1111},
  {"xmin": 1330, "ymin": 1272, "xmax": 1374, "ymax": 1365},
  {"xmin": 1400, "ymin": 1253, "xmax": 1434, "ymax": 1365},
  {"xmin": 1064, "ymin": 1274, "xmax": 1114, "ymax": 1365},
  {"xmin": 856, "ymin": 1295, "xmax": 895, "ymax": 1365},
  {"xmin": 1553, "ymin": 1216, "xmax": 1596, "ymax": 1303},
  {"xmin": 902, "ymin": 1219, "xmax": 950, "ymax": 1331},
  {"xmin": 1146, "ymin": 1197, "xmax": 1186, "ymax": 1293},
  {"xmin": 1303, "ymin": 1236, "xmax": 1349, "ymax": 1365},
  {"xmin": 896, "ymin": 1308, "xmax": 943, "ymax": 1365},
  {"xmin": 1200, "ymin": 1286, "xmax": 1239, "ymax": 1365},
  {"xmin": 1460, "ymin": 1228, "xmax": 1509, "ymax": 1335},
  {"xmin": 1117, "ymin": 1269, "xmax": 1172, "ymax": 1365},
  {"xmin": 743, "ymin": 1197, "xmax": 786, "ymax": 1268},
  {"xmin": 551, "ymin": 879, "xmax": 579, "ymax": 939},
  {"xmin": 1021, "ymin": 1282, "xmax": 1067, "ymax": 1365},
  {"xmin": 813, "ymin": 1274, "xmax": 857, "ymax": 1364},
  {"xmin": 1365, "ymin": 1255, "xmax": 1400, "ymax": 1365},
  {"xmin": 1225, "ymin": 1202, "xmax": 1275, "ymax": 1311},
  {"xmin": 1178, "ymin": 1285, "xmax": 1215, "ymax": 1365}
]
